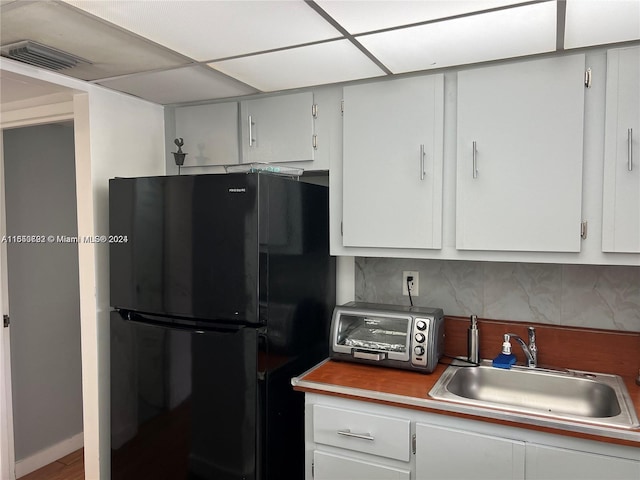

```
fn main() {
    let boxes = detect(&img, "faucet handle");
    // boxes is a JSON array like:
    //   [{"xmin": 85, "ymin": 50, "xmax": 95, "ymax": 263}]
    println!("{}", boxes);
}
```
[
  {"xmin": 528, "ymin": 327, "xmax": 538, "ymax": 367},
  {"xmin": 528, "ymin": 326, "xmax": 536, "ymax": 343}
]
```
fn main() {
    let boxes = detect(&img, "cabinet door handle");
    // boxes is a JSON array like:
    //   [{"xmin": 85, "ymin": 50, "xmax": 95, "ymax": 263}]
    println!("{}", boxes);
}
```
[
  {"xmin": 337, "ymin": 429, "xmax": 375, "ymax": 441},
  {"xmin": 472, "ymin": 141, "xmax": 478, "ymax": 179},
  {"xmin": 629, "ymin": 128, "xmax": 634, "ymax": 171},
  {"xmin": 248, "ymin": 115, "xmax": 255, "ymax": 147},
  {"xmin": 420, "ymin": 144, "xmax": 426, "ymax": 180}
]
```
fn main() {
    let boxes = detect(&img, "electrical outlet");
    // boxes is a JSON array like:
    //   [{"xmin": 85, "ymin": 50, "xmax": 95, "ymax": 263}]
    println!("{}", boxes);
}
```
[{"xmin": 402, "ymin": 271, "xmax": 419, "ymax": 296}]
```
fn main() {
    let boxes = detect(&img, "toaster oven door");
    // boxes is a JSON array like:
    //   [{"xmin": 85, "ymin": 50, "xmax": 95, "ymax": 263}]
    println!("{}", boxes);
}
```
[{"xmin": 332, "ymin": 313, "xmax": 411, "ymax": 362}]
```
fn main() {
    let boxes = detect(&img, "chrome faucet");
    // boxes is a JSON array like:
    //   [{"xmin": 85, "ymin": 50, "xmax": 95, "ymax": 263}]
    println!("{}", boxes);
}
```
[{"xmin": 505, "ymin": 327, "xmax": 537, "ymax": 368}]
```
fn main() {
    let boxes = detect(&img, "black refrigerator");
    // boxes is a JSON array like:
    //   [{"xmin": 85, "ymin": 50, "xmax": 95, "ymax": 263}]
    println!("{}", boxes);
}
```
[{"xmin": 109, "ymin": 172, "xmax": 335, "ymax": 480}]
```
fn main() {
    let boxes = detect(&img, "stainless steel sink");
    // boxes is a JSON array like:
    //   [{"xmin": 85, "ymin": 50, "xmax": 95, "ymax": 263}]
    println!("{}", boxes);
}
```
[{"xmin": 429, "ymin": 361, "xmax": 639, "ymax": 429}]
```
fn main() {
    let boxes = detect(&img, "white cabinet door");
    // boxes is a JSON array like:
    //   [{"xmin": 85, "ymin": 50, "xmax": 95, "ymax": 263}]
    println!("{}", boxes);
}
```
[
  {"xmin": 342, "ymin": 75, "xmax": 444, "ymax": 249},
  {"xmin": 240, "ymin": 92, "xmax": 315, "ymax": 163},
  {"xmin": 602, "ymin": 46, "xmax": 640, "ymax": 253},
  {"xmin": 314, "ymin": 451, "xmax": 410, "ymax": 480},
  {"xmin": 415, "ymin": 423, "xmax": 525, "ymax": 480},
  {"xmin": 526, "ymin": 443, "xmax": 640, "ymax": 480},
  {"xmin": 174, "ymin": 102, "xmax": 239, "ymax": 166},
  {"xmin": 456, "ymin": 54, "xmax": 586, "ymax": 252}
]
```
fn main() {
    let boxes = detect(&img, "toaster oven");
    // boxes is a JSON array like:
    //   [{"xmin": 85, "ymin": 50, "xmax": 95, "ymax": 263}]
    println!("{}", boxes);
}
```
[{"xmin": 330, "ymin": 302, "xmax": 445, "ymax": 373}]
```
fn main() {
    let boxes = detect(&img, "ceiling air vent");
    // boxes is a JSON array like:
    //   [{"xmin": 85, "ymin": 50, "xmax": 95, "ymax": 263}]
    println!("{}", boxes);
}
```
[{"xmin": 0, "ymin": 41, "xmax": 90, "ymax": 71}]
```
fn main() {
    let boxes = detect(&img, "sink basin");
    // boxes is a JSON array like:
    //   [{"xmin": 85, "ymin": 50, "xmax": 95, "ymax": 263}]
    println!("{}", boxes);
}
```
[{"xmin": 429, "ymin": 361, "xmax": 639, "ymax": 429}]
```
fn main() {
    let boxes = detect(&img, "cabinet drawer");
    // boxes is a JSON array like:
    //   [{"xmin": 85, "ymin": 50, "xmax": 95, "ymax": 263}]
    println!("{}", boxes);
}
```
[
  {"xmin": 314, "ymin": 451, "xmax": 411, "ymax": 480},
  {"xmin": 312, "ymin": 405, "xmax": 410, "ymax": 461}
]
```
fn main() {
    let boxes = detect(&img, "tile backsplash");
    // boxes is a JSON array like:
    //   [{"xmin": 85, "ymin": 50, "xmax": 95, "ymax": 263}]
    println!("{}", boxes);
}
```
[{"xmin": 355, "ymin": 258, "xmax": 640, "ymax": 332}]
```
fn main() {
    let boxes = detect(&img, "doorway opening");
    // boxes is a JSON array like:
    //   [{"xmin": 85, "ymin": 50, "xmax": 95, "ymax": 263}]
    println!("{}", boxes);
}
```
[{"xmin": 2, "ymin": 122, "xmax": 83, "ymax": 478}]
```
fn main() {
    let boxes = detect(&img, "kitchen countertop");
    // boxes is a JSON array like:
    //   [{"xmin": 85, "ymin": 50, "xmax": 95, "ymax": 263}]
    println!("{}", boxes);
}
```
[{"xmin": 292, "ymin": 358, "xmax": 640, "ymax": 448}]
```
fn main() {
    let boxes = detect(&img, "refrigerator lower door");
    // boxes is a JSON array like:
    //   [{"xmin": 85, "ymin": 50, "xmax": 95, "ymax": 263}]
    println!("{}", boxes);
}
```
[{"xmin": 110, "ymin": 312, "xmax": 263, "ymax": 480}]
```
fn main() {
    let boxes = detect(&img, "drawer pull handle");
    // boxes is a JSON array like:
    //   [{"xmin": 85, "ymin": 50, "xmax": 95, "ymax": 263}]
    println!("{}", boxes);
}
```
[{"xmin": 337, "ymin": 429, "xmax": 375, "ymax": 441}]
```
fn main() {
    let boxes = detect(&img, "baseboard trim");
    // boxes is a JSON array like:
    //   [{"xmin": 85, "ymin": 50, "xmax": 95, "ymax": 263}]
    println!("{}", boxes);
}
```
[{"xmin": 15, "ymin": 432, "xmax": 83, "ymax": 478}]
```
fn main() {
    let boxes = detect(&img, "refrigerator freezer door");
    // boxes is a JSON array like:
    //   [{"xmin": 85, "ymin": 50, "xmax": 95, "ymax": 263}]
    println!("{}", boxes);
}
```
[{"xmin": 109, "ymin": 174, "xmax": 260, "ymax": 323}]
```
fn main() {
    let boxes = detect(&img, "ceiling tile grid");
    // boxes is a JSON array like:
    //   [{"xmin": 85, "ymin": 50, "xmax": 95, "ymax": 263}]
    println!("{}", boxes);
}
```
[
  {"xmin": 357, "ymin": 1, "xmax": 558, "ymax": 73},
  {"xmin": 98, "ymin": 64, "xmax": 258, "ymax": 105},
  {"xmin": 209, "ymin": 39, "xmax": 386, "ymax": 92},
  {"xmin": 1, "ymin": 0, "xmax": 639, "ymax": 105},
  {"xmin": 564, "ymin": 0, "xmax": 640, "ymax": 49},
  {"xmin": 316, "ymin": 0, "xmax": 531, "ymax": 34},
  {"xmin": 62, "ymin": 0, "xmax": 343, "ymax": 61}
]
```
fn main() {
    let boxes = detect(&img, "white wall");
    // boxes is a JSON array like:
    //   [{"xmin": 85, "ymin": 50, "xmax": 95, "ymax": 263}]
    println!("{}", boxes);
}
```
[
  {"xmin": 1, "ymin": 58, "xmax": 165, "ymax": 480},
  {"xmin": 75, "ymin": 88, "xmax": 165, "ymax": 480}
]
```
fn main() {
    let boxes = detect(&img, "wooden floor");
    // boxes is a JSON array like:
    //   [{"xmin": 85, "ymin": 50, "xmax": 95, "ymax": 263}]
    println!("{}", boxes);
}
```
[{"xmin": 20, "ymin": 449, "xmax": 84, "ymax": 480}]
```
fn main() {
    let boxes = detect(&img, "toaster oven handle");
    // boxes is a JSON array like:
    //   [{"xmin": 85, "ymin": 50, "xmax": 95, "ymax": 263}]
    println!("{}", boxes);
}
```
[{"xmin": 353, "ymin": 351, "xmax": 386, "ymax": 361}]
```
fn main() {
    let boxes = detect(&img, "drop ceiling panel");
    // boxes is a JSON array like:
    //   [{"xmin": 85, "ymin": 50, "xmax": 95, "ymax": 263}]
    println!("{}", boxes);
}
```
[
  {"xmin": 317, "ymin": 0, "xmax": 532, "ymax": 34},
  {"xmin": 565, "ymin": 0, "xmax": 640, "ymax": 49},
  {"xmin": 3, "ymin": 0, "xmax": 637, "ymax": 107},
  {"xmin": 0, "ymin": 69, "xmax": 74, "ymax": 105},
  {"xmin": 98, "ymin": 65, "xmax": 258, "ymax": 105},
  {"xmin": 358, "ymin": 1, "xmax": 557, "ymax": 73},
  {"xmin": 209, "ymin": 39, "xmax": 386, "ymax": 92},
  {"xmin": 1, "ymin": 0, "xmax": 189, "ymax": 81},
  {"xmin": 63, "ymin": 0, "xmax": 342, "ymax": 61}
]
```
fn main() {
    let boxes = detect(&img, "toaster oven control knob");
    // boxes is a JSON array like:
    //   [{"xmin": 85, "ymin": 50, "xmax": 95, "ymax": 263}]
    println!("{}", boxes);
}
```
[
  {"xmin": 415, "ymin": 332, "xmax": 426, "ymax": 343},
  {"xmin": 414, "ymin": 345, "xmax": 425, "ymax": 356},
  {"xmin": 416, "ymin": 320, "xmax": 427, "ymax": 331}
]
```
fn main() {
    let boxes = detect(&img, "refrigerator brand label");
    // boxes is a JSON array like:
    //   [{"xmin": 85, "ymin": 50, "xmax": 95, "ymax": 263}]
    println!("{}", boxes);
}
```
[{"xmin": 228, "ymin": 188, "xmax": 246, "ymax": 193}]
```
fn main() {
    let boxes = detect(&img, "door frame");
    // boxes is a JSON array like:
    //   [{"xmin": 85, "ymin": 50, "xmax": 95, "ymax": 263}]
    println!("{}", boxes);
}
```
[
  {"xmin": 1, "ymin": 59, "xmax": 166, "ymax": 480},
  {"xmin": 0, "ymin": 130, "xmax": 15, "ymax": 480},
  {"xmin": 0, "ymin": 102, "xmax": 75, "ymax": 480}
]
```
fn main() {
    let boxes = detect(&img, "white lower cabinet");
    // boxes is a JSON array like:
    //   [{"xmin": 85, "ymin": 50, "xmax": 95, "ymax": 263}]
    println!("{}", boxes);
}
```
[
  {"xmin": 526, "ymin": 443, "xmax": 640, "ymax": 480},
  {"xmin": 314, "ymin": 451, "xmax": 411, "ymax": 480},
  {"xmin": 308, "ymin": 398, "xmax": 412, "ymax": 480},
  {"xmin": 415, "ymin": 423, "xmax": 525, "ymax": 480},
  {"xmin": 305, "ymin": 394, "xmax": 640, "ymax": 480}
]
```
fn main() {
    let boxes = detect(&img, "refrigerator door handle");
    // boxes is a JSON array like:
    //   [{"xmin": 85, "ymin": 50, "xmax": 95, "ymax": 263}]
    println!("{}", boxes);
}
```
[{"xmin": 119, "ymin": 310, "xmax": 246, "ymax": 334}]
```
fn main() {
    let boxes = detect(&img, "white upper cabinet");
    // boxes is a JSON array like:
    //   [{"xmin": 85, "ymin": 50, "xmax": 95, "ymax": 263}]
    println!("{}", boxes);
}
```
[
  {"xmin": 602, "ymin": 46, "xmax": 640, "ymax": 253},
  {"xmin": 342, "ymin": 74, "xmax": 445, "ymax": 249},
  {"xmin": 240, "ymin": 92, "xmax": 316, "ymax": 164},
  {"xmin": 456, "ymin": 54, "xmax": 586, "ymax": 252},
  {"xmin": 174, "ymin": 102, "xmax": 239, "ymax": 166}
]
